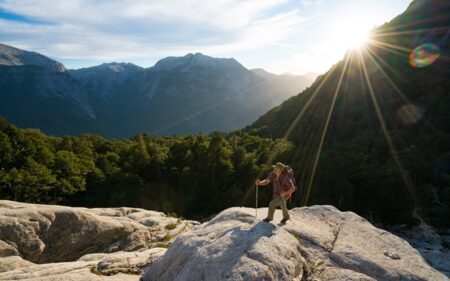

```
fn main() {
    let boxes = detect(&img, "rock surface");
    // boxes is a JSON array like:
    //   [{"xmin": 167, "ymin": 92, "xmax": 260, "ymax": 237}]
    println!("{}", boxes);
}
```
[
  {"xmin": 142, "ymin": 206, "xmax": 449, "ymax": 281},
  {"xmin": 0, "ymin": 248, "xmax": 166, "ymax": 281},
  {"xmin": 2, "ymin": 201, "xmax": 448, "ymax": 280},
  {"xmin": 0, "ymin": 200, "xmax": 198, "ymax": 280},
  {"xmin": 389, "ymin": 224, "xmax": 450, "ymax": 278}
]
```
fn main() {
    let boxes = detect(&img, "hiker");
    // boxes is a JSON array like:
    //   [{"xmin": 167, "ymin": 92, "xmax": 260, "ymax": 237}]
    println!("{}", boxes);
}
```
[{"xmin": 255, "ymin": 162, "xmax": 295, "ymax": 224}]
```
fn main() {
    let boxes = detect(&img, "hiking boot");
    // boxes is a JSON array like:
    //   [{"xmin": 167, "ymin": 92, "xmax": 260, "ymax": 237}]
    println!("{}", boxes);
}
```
[
  {"xmin": 263, "ymin": 218, "xmax": 272, "ymax": 223},
  {"xmin": 280, "ymin": 218, "xmax": 289, "ymax": 224}
]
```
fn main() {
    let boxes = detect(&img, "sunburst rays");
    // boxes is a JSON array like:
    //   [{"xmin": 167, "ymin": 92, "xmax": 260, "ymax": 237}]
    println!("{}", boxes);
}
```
[
  {"xmin": 239, "ymin": 16, "xmax": 444, "ymax": 218},
  {"xmin": 302, "ymin": 56, "xmax": 350, "ymax": 205},
  {"xmin": 357, "ymin": 47, "xmax": 422, "ymax": 217}
]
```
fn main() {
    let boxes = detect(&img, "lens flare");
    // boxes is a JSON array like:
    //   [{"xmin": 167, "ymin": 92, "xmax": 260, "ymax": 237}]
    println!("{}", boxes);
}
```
[
  {"xmin": 395, "ymin": 104, "xmax": 424, "ymax": 125},
  {"xmin": 409, "ymin": 43, "xmax": 440, "ymax": 68}
]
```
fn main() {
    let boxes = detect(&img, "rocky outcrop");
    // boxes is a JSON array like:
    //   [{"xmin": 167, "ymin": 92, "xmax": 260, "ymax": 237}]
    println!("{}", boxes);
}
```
[
  {"xmin": 142, "ymin": 206, "xmax": 448, "ymax": 281},
  {"xmin": 2, "ymin": 201, "xmax": 447, "ymax": 280},
  {"xmin": 0, "ymin": 43, "xmax": 66, "ymax": 73},
  {"xmin": 0, "ymin": 200, "xmax": 199, "ymax": 279}
]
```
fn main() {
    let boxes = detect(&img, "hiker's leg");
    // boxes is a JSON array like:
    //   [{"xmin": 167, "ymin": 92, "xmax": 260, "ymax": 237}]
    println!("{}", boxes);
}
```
[
  {"xmin": 267, "ymin": 197, "xmax": 281, "ymax": 220},
  {"xmin": 280, "ymin": 196, "xmax": 290, "ymax": 219}
]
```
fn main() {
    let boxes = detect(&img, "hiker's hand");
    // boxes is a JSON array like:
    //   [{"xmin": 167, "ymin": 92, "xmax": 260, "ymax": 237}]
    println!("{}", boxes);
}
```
[{"xmin": 255, "ymin": 179, "xmax": 261, "ymax": 186}]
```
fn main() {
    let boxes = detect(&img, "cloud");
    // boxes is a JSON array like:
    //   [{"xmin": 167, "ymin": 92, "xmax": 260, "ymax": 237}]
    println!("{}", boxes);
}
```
[
  {"xmin": 191, "ymin": 10, "xmax": 307, "ymax": 54},
  {"xmin": 1, "ymin": 0, "xmax": 289, "ymax": 28},
  {"xmin": 300, "ymin": 0, "xmax": 323, "ymax": 10},
  {"xmin": 0, "ymin": 0, "xmax": 308, "ymax": 67}
]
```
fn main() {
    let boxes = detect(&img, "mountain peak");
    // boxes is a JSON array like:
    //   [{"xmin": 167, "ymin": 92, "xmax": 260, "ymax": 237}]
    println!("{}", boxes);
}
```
[
  {"xmin": 98, "ymin": 62, "xmax": 143, "ymax": 72},
  {"xmin": 152, "ymin": 53, "xmax": 243, "ymax": 72},
  {"xmin": 187, "ymin": 52, "xmax": 206, "ymax": 57},
  {"xmin": 0, "ymin": 43, "xmax": 66, "ymax": 72},
  {"xmin": 70, "ymin": 62, "xmax": 143, "ymax": 73}
]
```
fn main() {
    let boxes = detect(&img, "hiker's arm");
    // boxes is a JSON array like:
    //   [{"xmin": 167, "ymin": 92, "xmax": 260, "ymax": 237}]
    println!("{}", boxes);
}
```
[{"xmin": 255, "ymin": 178, "xmax": 271, "ymax": 186}]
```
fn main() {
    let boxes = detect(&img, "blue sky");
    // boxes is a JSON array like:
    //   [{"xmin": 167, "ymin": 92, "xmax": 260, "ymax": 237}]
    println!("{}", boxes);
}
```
[{"xmin": 0, "ymin": 0, "xmax": 411, "ymax": 74}]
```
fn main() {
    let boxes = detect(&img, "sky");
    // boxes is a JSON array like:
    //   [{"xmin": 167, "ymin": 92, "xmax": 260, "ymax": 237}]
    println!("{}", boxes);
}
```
[{"xmin": 0, "ymin": 0, "xmax": 412, "ymax": 75}]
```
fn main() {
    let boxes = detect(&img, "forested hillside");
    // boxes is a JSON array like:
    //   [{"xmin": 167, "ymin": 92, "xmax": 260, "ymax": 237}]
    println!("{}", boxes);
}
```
[{"xmin": 247, "ymin": 0, "xmax": 450, "ymax": 225}]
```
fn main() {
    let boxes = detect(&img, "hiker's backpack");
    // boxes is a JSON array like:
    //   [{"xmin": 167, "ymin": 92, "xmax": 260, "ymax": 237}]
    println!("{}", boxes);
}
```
[{"xmin": 283, "ymin": 165, "xmax": 298, "ymax": 198}]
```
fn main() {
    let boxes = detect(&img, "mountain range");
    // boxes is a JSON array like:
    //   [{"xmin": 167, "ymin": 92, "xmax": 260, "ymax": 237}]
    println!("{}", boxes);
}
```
[{"xmin": 0, "ymin": 44, "xmax": 316, "ymax": 138}]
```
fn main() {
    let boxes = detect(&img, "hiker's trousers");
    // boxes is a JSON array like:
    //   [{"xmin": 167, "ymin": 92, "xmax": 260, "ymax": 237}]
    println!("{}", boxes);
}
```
[{"xmin": 267, "ymin": 195, "xmax": 290, "ymax": 220}]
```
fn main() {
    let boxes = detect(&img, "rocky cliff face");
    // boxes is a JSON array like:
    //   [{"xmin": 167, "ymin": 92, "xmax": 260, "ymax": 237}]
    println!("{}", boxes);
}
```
[
  {"xmin": 0, "ymin": 43, "xmax": 66, "ymax": 73},
  {"xmin": 0, "ymin": 44, "xmax": 98, "ymax": 136},
  {"xmin": 69, "ymin": 62, "xmax": 144, "ymax": 102}
]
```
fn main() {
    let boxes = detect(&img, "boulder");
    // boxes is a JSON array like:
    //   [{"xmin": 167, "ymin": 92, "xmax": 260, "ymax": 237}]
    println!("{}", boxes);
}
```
[
  {"xmin": 142, "ymin": 206, "xmax": 448, "ymax": 281},
  {"xmin": 0, "ymin": 199, "xmax": 198, "ymax": 280},
  {"xmin": 0, "ymin": 200, "xmax": 196, "ymax": 264},
  {"xmin": 0, "ymin": 247, "xmax": 166, "ymax": 280}
]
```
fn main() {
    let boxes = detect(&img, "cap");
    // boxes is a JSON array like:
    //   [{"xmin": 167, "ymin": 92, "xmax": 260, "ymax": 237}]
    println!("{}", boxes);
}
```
[{"xmin": 272, "ymin": 162, "xmax": 285, "ymax": 169}]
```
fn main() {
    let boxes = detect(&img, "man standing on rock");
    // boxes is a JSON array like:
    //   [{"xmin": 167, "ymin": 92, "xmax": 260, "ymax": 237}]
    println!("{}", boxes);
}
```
[{"xmin": 255, "ymin": 162, "xmax": 295, "ymax": 224}]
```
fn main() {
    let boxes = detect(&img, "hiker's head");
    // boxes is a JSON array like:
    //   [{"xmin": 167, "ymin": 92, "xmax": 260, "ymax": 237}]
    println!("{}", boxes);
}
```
[{"xmin": 272, "ymin": 162, "xmax": 285, "ymax": 176}]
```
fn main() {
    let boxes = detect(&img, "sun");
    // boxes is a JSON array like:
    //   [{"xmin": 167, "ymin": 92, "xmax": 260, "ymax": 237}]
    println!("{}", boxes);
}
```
[
  {"xmin": 332, "ymin": 17, "xmax": 372, "ymax": 51},
  {"xmin": 345, "ymin": 26, "xmax": 370, "ymax": 49}
]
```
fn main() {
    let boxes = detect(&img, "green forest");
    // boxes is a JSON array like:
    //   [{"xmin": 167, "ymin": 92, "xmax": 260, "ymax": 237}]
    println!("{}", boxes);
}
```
[{"xmin": 0, "ymin": 116, "xmax": 293, "ymax": 220}]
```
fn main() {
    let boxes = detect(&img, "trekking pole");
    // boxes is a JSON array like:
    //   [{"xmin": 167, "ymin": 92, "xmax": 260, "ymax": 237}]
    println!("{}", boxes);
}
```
[{"xmin": 255, "ymin": 183, "xmax": 258, "ymax": 218}]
